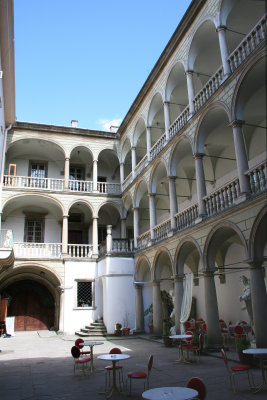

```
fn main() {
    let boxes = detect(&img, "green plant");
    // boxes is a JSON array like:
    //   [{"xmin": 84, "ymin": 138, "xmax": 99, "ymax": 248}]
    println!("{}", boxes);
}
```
[
  {"xmin": 162, "ymin": 323, "xmax": 171, "ymax": 336},
  {"xmin": 236, "ymin": 337, "xmax": 250, "ymax": 351},
  {"xmin": 144, "ymin": 304, "xmax": 153, "ymax": 316}
]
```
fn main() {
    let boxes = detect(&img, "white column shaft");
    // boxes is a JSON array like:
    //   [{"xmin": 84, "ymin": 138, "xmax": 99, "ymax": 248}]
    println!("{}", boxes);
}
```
[
  {"xmin": 217, "ymin": 26, "xmax": 231, "ymax": 77},
  {"xmin": 64, "ymin": 158, "xmax": 70, "ymax": 189},
  {"xmin": 195, "ymin": 154, "xmax": 207, "ymax": 216},
  {"xmin": 164, "ymin": 102, "xmax": 170, "ymax": 140},
  {"xmin": 169, "ymin": 177, "xmax": 178, "ymax": 230},
  {"xmin": 185, "ymin": 71, "xmax": 195, "ymax": 115},
  {"xmin": 231, "ymin": 121, "xmax": 250, "ymax": 193},
  {"xmin": 62, "ymin": 215, "xmax": 68, "ymax": 254},
  {"xmin": 93, "ymin": 159, "xmax": 98, "ymax": 191}
]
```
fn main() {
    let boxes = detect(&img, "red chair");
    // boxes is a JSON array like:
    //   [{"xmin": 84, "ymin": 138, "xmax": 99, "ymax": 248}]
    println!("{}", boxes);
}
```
[
  {"xmin": 105, "ymin": 348, "xmax": 124, "ymax": 390},
  {"xmin": 221, "ymin": 348, "xmax": 254, "ymax": 392},
  {"xmin": 71, "ymin": 346, "xmax": 91, "ymax": 375},
  {"xmin": 181, "ymin": 331, "xmax": 193, "ymax": 362},
  {"xmin": 188, "ymin": 334, "xmax": 203, "ymax": 363},
  {"xmin": 234, "ymin": 325, "xmax": 246, "ymax": 349},
  {"xmin": 186, "ymin": 377, "xmax": 207, "ymax": 399},
  {"xmin": 75, "ymin": 338, "xmax": 91, "ymax": 357},
  {"xmin": 127, "ymin": 354, "xmax": 153, "ymax": 395}
]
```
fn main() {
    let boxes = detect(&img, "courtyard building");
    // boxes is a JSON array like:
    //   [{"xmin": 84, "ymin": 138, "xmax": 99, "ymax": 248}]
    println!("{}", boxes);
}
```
[{"xmin": 0, "ymin": 0, "xmax": 266, "ymax": 350}]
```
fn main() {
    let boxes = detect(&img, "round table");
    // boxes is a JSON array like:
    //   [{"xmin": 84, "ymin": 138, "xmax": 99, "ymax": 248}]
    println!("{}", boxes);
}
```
[
  {"xmin": 83, "ymin": 341, "xmax": 104, "ymax": 373},
  {"xmin": 142, "ymin": 386, "xmax": 198, "ymax": 400},
  {"xmin": 169, "ymin": 335, "xmax": 192, "ymax": 363},
  {"xmin": 98, "ymin": 354, "xmax": 131, "ymax": 398},
  {"xmin": 243, "ymin": 348, "xmax": 267, "ymax": 392}
]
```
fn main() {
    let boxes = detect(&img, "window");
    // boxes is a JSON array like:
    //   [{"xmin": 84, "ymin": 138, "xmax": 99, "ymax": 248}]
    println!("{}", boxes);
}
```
[
  {"xmin": 29, "ymin": 161, "xmax": 47, "ymax": 188},
  {"xmin": 70, "ymin": 166, "xmax": 84, "ymax": 180},
  {"xmin": 98, "ymin": 226, "xmax": 107, "ymax": 244},
  {"xmin": 77, "ymin": 281, "xmax": 93, "ymax": 307},
  {"xmin": 25, "ymin": 217, "xmax": 44, "ymax": 243}
]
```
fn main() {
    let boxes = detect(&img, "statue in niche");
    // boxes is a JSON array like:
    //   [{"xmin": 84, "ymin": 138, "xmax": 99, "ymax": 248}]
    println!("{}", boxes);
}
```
[{"xmin": 239, "ymin": 275, "xmax": 254, "ymax": 330}]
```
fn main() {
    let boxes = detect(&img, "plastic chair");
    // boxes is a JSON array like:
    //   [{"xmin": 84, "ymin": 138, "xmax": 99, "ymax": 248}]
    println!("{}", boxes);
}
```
[
  {"xmin": 105, "ymin": 348, "xmax": 124, "ymax": 390},
  {"xmin": 221, "ymin": 348, "xmax": 254, "ymax": 392},
  {"xmin": 127, "ymin": 354, "xmax": 153, "ymax": 395},
  {"xmin": 186, "ymin": 377, "xmax": 207, "ymax": 399},
  {"xmin": 71, "ymin": 346, "xmax": 91, "ymax": 375},
  {"xmin": 75, "ymin": 338, "xmax": 91, "ymax": 357}
]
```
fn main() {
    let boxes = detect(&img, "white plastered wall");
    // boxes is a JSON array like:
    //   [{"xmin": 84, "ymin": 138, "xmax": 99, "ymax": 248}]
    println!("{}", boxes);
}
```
[{"xmin": 98, "ymin": 256, "xmax": 135, "ymax": 333}]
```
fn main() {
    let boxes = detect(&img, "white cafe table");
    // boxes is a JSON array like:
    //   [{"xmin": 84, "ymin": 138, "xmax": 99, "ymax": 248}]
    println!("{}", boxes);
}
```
[
  {"xmin": 243, "ymin": 348, "xmax": 267, "ymax": 392},
  {"xmin": 83, "ymin": 341, "xmax": 104, "ymax": 373},
  {"xmin": 142, "ymin": 386, "xmax": 198, "ymax": 400},
  {"xmin": 169, "ymin": 334, "xmax": 192, "ymax": 363},
  {"xmin": 98, "ymin": 353, "xmax": 131, "ymax": 399}
]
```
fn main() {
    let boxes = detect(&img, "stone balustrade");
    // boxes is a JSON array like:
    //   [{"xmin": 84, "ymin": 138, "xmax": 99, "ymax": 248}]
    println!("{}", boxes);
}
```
[
  {"xmin": 137, "ymin": 231, "xmax": 151, "ymax": 250},
  {"xmin": 3, "ymin": 175, "xmax": 65, "ymax": 191},
  {"xmin": 247, "ymin": 161, "xmax": 267, "ymax": 195},
  {"xmin": 14, "ymin": 242, "xmax": 62, "ymax": 258},
  {"xmin": 0, "ymin": 230, "xmax": 14, "ymax": 248},
  {"xmin": 153, "ymin": 219, "xmax": 171, "ymax": 242},
  {"xmin": 204, "ymin": 179, "xmax": 240, "ymax": 217},
  {"xmin": 193, "ymin": 66, "xmax": 224, "ymax": 113},
  {"xmin": 175, "ymin": 204, "xmax": 199, "ymax": 232},
  {"xmin": 150, "ymin": 133, "xmax": 167, "ymax": 161},
  {"xmin": 169, "ymin": 106, "xmax": 190, "ymax": 139},
  {"xmin": 67, "ymin": 244, "xmax": 93, "ymax": 258}
]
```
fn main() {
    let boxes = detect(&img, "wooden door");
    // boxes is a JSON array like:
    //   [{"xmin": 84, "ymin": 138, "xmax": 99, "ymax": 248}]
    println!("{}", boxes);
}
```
[{"xmin": 7, "ymin": 281, "xmax": 55, "ymax": 331}]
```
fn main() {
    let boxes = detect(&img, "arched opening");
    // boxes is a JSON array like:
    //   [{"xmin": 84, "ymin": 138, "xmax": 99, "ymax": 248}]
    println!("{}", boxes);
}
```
[
  {"xmin": 165, "ymin": 62, "xmax": 188, "ymax": 125},
  {"xmin": 133, "ymin": 119, "xmax": 147, "ymax": 166},
  {"xmin": 147, "ymin": 93, "xmax": 165, "ymax": 147}
]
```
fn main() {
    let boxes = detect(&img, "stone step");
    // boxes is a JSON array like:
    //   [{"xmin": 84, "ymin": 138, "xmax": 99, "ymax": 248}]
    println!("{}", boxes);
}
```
[
  {"xmin": 75, "ymin": 330, "xmax": 107, "ymax": 337},
  {"xmin": 76, "ymin": 319, "xmax": 107, "ymax": 338}
]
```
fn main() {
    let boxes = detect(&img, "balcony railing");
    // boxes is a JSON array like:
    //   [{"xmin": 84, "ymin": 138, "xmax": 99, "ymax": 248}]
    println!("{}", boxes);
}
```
[
  {"xmin": 247, "ymin": 161, "xmax": 267, "ymax": 196},
  {"xmin": 134, "ymin": 154, "xmax": 148, "ymax": 178},
  {"xmin": 3, "ymin": 175, "xmax": 121, "ymax": 195},
  {"xmin": 227, "ymin": 14, "xmax": 266, "ymax": 73},
  {"xmin": 137, "ymin": 231, "xmax": 151, "ymax": 250},
  {"xmin": 67, "ymin": 244, "xmax": 93, "ymax": 258},
  {"xmin": 0, "ymin": 230, "xmax": 14, "ymax": 248},
  {"xmin": 121, "ymin": 14, "xmax": 266, "ymax": 193},
  {"xmin": 204, "ymin": 179, "xmax": 240, "ymax": 217},
  {"xmin": 14, "ymin": 242, "xmax": 62, "ymax": 258},
  {"xmin": 3, "ymin": 175, "xmax": 65, "ymax": 191},
  {"xmin": 153, "ymin": 219, "xmax": 171, "ymax": 242},
  {"xmin": 112, "ymin": 239, "xmax": 134, "ymax": 253},
  {"xmin": 175, "ymin": 204, "xmax": 199, "ymax": 232}
]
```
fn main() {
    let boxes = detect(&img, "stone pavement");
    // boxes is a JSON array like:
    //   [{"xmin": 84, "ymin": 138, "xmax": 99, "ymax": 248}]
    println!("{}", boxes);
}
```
[{"xmin": 0, "ymin": 331, "xmax": 266, "ymax": 400}]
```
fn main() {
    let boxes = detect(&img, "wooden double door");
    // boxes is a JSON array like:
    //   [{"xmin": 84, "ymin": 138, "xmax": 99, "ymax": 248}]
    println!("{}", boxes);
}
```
[{"xmin": 6, "ymin": 280, "xmax": 55, "ymax": 331}]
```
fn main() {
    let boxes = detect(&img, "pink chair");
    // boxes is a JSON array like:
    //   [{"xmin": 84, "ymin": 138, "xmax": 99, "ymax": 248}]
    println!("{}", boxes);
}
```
[
  {"xmin": 221, "ymin": 348, "xmax": 254, "ymax": 392},
  {"xmin": 75, "ymin": 338, "xmax": 91, "ymax": 357},
  {"xmin": 186, "ymin": 377, "xmax": 207, "ymax": 399},
  {"xmin": 71, "ymin": 346, "xmax": 91, "ymax": 375},
  {"xmin": 234, "ymin": 325, "xmax": 246, "ymax": 349},
  {"xmin": 105, "ymin": 347, "xmax": 124, "ymax": 390},
  {"xmin": 127, "ymin": 354, "xmax": 153, "ymax": 395}
]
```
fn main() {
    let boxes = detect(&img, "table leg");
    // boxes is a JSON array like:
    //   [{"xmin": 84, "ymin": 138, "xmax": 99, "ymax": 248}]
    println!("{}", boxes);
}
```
[
  {"xmin": 174, "ymin": 342, "xmax": 184, "ymax": 363},
  {"xmin": 106, "ymin": 361, "xmax": 121, "ymax": 399},
  {"xmin": 253, "ymin": 358, "xmax": 267, "ymax": 393},
  {"xmin": 90, "ymin": 346, "xmax": 94, "ymax": 373}
]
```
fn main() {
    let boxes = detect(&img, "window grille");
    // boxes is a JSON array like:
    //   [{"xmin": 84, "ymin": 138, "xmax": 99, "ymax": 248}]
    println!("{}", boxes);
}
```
[
  {"xmin": 25, "ymin": 219, "xmax": 44, "ymax": 243},
  {"xmin": 77, "ymin": 281, "xmax": 92, "ymax": 307}
]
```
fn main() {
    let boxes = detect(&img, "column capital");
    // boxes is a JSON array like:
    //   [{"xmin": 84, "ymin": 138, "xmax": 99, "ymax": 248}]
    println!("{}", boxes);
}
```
[
  {"xmin": 185, "ymin": 70, "xmax": 194, "ymax": 76},
  {"xmin": 164, "ymin": 100, "xmax": 170, "ymax": 105},
  {"xmin": 152, "ymin": 280, "xmax": 160, "ymax": 286},
  {"xmin": 63, "ymin": 214, "xmax": 69, "ymax": 219},
  {"xmin": 131, "ymin": 146, "xmax": 136, "ymax": 150},
  {"xmin": 135, "ymin": 282, "xmax": 144, "ymax": 289},
  {"xmin": 193, "ymin": 152, "xmax": 205, "ymax": 160},
  {"xmin": 203, "ymin": 268, "xmax": 217, "ymax": 277},
  {"xmin": 93, "ymin": 158, "xmax": 98, "ymax": 163},
  {"xmin": 148, "ymin": 192, "xmax": 156, "ymax": 197},
  {"xmin": 168, "ymin": 175, "xmax": 176, "ymax": 181},
  {"xmin": 246, "ymin": 259, "xmax": 264, "ymax": 269},
  {"xmin": 216, "ymin": 25, "xmax": 227, "ymax": 32},
  {"xmin": 93, "ymin": 216, "xmax": 99, "ymax": 220},
  {"xmin": 133, "ymin": 206, "xmax": 139, "ymax": 211},
  {"xmin": 172, "ymin": 274, "xmax": 184, "ymax": 283},
  {"xmin": 65, "ymin": 157, "xmax": 70, "ymax": 161},
  {"xmin": 120, "ymin": 161, "xmax": 125, "ymax": 166},
  {"xmin": 229, "ymin": 119, "xmax": 244, "ymax": 128}
]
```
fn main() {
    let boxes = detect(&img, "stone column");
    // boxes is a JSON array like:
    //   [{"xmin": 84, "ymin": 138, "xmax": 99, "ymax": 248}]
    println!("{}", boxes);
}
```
[
  {"xmin": 120, "ymin": 218, "xmax": 127, "ymax": 239},
  {"xmin": 168, "ymin": 176, "xmax": 178, "ymax": 231},
  {"xmin": 249, "ymin": 261, "xmax": 267, "ymax": 347},
  {"xmin": 149, "ymin": 193, "xmax": 156, "ymax": 241},
  {"xmin": 152, "ymin": 280, "xmax": 162, "ymax": 336},
  {"xmin": 106, "ymin": 225, "xmax": 112, "ymax": 254},
  {"xmin": 194, "ymin": 153, "xmax": 207, "ymax": 217},
  {"xmin": 185, "ymin": 70, "xmax": 195, "ymax": 116},
  {"xmin": 120, "ymin": 162, "xmax": 124, "ymax": 184},
  {"xmin": 230, "ymin": 120, "xmax": 250, "ymax": 195},
  {"xmin": 92, "ymin": 217, "xmax": 98, "ymax": 257},
  {"xmin": 62, "ymin": 215, "xmax": 69, "ymax": 254},
  {"xmin": 164, "ymin": 101, "xmax": 170, "ymax": 141},
  {"xmin": 93, "ymin": 159, "xmax": 98, "ymax": 192},
  {"xmin": 64, "ymin": 157, "xmax": 70, "ymax": 189},
  {"xmin": 216, "ymin": 25, "xmax": 231, "ymax": 78},
  {"xmin": 135, "ymin": 283, "xmax": 144, "ymax": 332},
  {"xmin": 133, "ymin": 207, "xmax": 139, "ymax": 248},
  {"xmin": 173, "ymin": 274, "xmax": 184, "ymax": 333},
  {"xmin": 146, "ymin": 126, "xmax": 152, "ymax": 161},
  {"xmin": 131, "ymin": 146, "xmax": 136, "ymax": 177},
  {"xmin": 203, "ymin": 269, "xmax": 222, "ymax": 347},
  {"xmin": 57, "ymin": 286, "xmax": 64, "ymax": 332}
]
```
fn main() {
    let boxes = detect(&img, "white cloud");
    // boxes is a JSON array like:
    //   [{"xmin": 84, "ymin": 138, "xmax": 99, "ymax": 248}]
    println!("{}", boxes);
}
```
[{"xmin": 97, "ymin": 118, "xmax": 122, "ymax": 132}]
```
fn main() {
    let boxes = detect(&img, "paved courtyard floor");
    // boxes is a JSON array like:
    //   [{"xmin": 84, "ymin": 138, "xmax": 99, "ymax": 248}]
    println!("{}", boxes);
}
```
[{"xmin": 0, "ymin": 331, "xmax": 266, "ymax": 400}]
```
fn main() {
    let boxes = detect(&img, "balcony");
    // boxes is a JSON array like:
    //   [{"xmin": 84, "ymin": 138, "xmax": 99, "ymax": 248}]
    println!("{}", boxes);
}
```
[
  {"xmin": 121, "ymin": 14, "xmax": 266, "ymax": 192},
  {"xmin": 0, "ymin": 229, "xmax": 15, "ymax": 270},
  {"xmin": 3, "ymin": 175, "xmax": 121, "ymax": 195}
]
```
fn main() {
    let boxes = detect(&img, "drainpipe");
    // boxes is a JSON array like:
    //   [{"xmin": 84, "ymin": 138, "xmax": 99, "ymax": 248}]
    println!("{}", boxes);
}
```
[{"xmin": 0, "ymin": 123, "xmax": 12, "ymax": 229}]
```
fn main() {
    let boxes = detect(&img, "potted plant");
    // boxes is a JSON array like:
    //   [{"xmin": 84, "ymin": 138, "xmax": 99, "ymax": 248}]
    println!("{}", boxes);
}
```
[
  {"xmin": 115, "ymin": 322, "xmax": 122, "ymax": 336},
  {"xmin": 236, "ymin": 337, "xmax": 253, "ymax": 366},
  {"xmin": 144, "ymin": 304, "xmax": 153, "ymax": 334},
  {"xmin": 162, "ymin": 322, "xmax": 173, "ymax": 347},
  {"xmin": 122, "ymin": 313, "xmax": 130, "ymax": 336}
]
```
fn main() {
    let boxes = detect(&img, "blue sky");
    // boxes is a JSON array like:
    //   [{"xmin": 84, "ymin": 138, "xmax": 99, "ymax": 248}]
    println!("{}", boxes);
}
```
[{"xmin": 14, "ymin": 0, "xmax": 192, "ymax": 131}]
